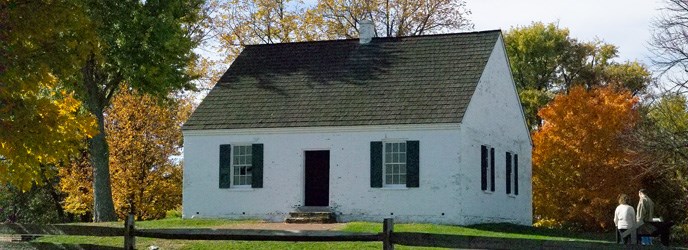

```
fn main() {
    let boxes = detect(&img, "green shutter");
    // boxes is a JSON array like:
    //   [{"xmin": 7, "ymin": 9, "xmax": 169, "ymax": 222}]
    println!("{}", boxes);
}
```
[
  {"xmin": 219, "ymin": 144, "xmax": 232, "ymax": 188},
  {"xmin": 370, "ymin": 141, "xmax": 383, "ymax": 188},
  {"xmin": 490, "ymin": 148, "xmax": 495, "ymax": 192},
  {"xmin": 514, "ymin": 154, "xmax": 519, "ymax": 195},
  {"xmin": 251, "ymin": 144, "xmax": 264, "ymax": 188},
  {"xmin": 506, "ymin": 152, "xmax": 512, "ymax": 194},
  {"xmin": 481, "ymin": 145, "xmax": 487, "ymax": 191},
  {"xmin": 406, "ymin": 140, "xmax": 420, "ymax": 188}
]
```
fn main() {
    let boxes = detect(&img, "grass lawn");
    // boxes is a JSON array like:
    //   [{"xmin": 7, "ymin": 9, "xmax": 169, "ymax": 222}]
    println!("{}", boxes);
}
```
[{"xmin": 16, "ymin": 218, "xmax": 620, "ymax": 250}]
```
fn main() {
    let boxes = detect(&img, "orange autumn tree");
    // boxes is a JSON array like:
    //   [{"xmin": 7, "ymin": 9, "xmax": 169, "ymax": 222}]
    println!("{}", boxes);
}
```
[
  {"xmin": 61, "ymin": 89, "xmax": 191, "ymax": 220},
  {"xmin": 532, "ymin": 86, "xmax": 640, "ymax": 231}
]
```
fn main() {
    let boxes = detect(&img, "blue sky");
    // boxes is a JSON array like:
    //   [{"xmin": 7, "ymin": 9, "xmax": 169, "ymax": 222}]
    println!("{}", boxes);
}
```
[{"xmin": 468, "ymin": 0, "xmax": 662, "ymax": 65}]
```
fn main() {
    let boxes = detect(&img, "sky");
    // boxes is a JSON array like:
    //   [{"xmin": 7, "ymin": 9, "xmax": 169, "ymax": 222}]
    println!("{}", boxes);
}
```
[{"xmin": 467, "ymin": 0, "xmax": 664, "ymax": 65}]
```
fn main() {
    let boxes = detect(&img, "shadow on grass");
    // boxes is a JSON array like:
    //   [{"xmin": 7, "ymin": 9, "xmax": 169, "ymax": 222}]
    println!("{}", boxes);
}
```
[
  {"xmin": 1, "ymin": 242, "xmax": 121, "ymax": 250},
  {"xmin": 466, "ymin": 223, "xmax": 615, "ymax": 242}
]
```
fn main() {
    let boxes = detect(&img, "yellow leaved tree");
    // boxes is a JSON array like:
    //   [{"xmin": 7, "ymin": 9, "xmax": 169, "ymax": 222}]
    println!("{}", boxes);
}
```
[
  {"xmin": 0, "ymin": 0, "xmax": 97, "ymax": 190},
  {"xmin": 533, "ymin": 86, "xmax": 640, "ymax": 231},
  {"xmin": 61, "ymin": 89, "xmax": 191, "ymax": 220}
]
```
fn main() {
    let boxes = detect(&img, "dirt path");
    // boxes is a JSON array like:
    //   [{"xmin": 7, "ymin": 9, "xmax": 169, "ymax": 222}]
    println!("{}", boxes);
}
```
[{"xmin": 213, "ymin": 222, "xmax": 347, "ymax": 231}]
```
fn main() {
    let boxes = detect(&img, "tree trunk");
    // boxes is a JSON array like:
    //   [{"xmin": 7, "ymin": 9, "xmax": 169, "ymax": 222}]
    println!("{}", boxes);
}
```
[
  {"xmin": 40, "ymin": 166, "xmax": 66, "ymax": 222},
  {"xmin": 89, "ymin": 105, "xmax": 117, "ymax": 222},
  {"xmin": 83, "ymin": 57, "xmax": 117, "ymax": 222}
]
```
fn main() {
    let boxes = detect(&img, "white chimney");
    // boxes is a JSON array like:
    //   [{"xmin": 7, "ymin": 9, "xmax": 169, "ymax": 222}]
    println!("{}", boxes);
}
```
[{"xmin": 359, "ymin": 20, "xmax": 374, "ymax": 44}]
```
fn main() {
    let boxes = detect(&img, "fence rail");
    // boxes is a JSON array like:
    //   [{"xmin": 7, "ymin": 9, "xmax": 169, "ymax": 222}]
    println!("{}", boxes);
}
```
[
  {"xmin": 1, "ymin": 215, "xmax": 645, "ymax": 249},
  {"xmin": 135, "ymin": 229, "xmax": 382, "ymax": 241}
]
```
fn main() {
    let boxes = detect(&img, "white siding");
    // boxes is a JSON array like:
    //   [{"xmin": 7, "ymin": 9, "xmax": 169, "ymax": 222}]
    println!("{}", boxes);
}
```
[
  {"xmin": 459, "ymin": 35, "xmax": 533, "ymax": 225},
  {"xmin": 183, "ymin": 125, "xmax": 469, "ymax": 224}
]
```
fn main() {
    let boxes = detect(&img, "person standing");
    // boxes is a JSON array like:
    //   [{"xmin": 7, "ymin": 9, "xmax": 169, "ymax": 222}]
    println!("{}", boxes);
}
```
[
  {"xmin": 614, "ymin": 194, "xmax": 635, "ymax": 244},
  {"xmin": 636, "ymin": 189, "xmax": 655, "ymax": 245}
]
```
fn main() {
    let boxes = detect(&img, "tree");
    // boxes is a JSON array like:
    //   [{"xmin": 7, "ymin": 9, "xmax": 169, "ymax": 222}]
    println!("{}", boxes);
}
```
[
  {"xmin": 628, "ymin": 94, "xmax": 688, "ymax": 229},
  {"xmin": 213, "ymin": 0, "xmax": 313, "ymax": 65},
  {"xmin": 532, "ymin": 86, "xmax": 640, "ymax": 231},
  {"xmin": 61, "ymin": 90, "xmax": 190, "ymax": 220},
  {"xmin": 503, "ymin": 23, "xmax": 568, "ymax": 131},
  {"xmin": 59, "ymin": 150, "xmax": 94, "ymax": 219},
  {"xmin": 0, "ymin": 180, "xmax": 65, "ymax": 224},
  {"xmin": 0, "ymin": 0, "xmax": 96, "ymax": 191},
  {"xmin": 311, "ymin": 0, "xmax": 473, "ymax": 38},
  {"xmin": 504, "ymin": 22, "xmax": 651, "ymax": 131},
  {"xmin": 73, "ymin": 0, "xmax": 202, "ymax": 221},
  {"xmin": 651, "ymin": 0, "xmax": 688, "ymax": 93},
  {"xmin": 209, "ymin": 0, "xmax": 473, "ymax": 79}
]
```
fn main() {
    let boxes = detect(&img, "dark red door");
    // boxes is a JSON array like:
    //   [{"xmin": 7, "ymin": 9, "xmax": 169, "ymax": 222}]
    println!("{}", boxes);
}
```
[{"xmin": 305, "ymin": 151, "xmax": 330, "ymax": 206}]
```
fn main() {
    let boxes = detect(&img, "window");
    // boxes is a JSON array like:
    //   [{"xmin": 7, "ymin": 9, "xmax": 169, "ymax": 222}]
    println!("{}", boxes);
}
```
[
  {"xmin": 370, "ymin": 140, "xmax": 419, "ymax": 188},
  {"xmin": 506, "ymin": 152, "xmax": 519, "ymax": 195},
  {"xmin": 232, "ymin": 145, "xmax": 253, "ymax": 187},
  {"xmin": 219, "ymin": 144, "xmax": 263, "ymax": 189},
  {"xmin": 384, "ymin": 141, "xmax": 407, "ymax": 186},
  {"xmin": 481, "ymin": 145, "xmax": 495, "ymax": 192}
]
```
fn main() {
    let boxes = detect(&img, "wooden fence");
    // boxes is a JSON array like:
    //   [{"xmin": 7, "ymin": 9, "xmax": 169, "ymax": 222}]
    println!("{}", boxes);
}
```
[{"xmin": 1, "ymin": 216, "xmax": 655, "ymax": 249}]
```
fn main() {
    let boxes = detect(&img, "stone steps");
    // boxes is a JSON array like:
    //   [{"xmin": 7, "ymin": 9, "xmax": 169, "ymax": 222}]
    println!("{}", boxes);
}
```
[
  {"xmin": 285, "ymin": 207, "xmax": 337, "ymax": 224},
  {"xmin": 0, "ymin": 234, "xmax": 41, "ymax": 242}
]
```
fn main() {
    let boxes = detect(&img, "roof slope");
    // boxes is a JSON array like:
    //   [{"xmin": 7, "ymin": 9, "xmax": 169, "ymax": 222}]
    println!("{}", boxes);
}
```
[{"xmin": 184, "ymin": 30, "xmax": 500, "ymax": 130}]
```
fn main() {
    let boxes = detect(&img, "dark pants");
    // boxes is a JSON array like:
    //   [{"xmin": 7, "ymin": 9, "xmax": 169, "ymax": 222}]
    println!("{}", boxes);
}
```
[{"xmin": 616, "ymin": 229, "xmax": 630, "ymax": 244}]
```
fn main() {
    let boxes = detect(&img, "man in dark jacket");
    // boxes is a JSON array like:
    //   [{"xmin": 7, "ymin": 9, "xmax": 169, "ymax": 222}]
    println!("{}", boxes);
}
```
[{"xmin": 636, "ymin": 189, "xmax": 655, "ymax": 245}]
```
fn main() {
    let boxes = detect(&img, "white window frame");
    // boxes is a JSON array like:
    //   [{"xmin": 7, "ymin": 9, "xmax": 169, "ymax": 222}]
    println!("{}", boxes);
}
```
[
  {"xmin": 483, "ymin": 145, "xmax": 494, "ymax": 194},
  {"xmin": 231, "ymin": 144, "xmax": 253, "ymax": 188},
  {"xmin": 382, "ymin": 140, "xmax": 407, "ymax": 188}
]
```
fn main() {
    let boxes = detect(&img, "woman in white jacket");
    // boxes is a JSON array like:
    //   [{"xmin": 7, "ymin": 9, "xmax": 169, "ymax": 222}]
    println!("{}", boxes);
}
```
[{"xmin": 614, "ymin": 194, "xmax": 635, "ymax": 244}]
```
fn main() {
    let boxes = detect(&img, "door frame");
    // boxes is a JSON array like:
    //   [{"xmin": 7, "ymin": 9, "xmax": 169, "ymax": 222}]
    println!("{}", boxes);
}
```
[{"xmin": 303, "ymin": 149, "xmax": 331, "ymax": 207}]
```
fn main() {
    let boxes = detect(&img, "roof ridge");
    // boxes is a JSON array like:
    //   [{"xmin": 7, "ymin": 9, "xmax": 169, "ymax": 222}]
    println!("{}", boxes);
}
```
[{"xmin": 244, "ymin": 29, "xmax": 502, "ymax": 47}]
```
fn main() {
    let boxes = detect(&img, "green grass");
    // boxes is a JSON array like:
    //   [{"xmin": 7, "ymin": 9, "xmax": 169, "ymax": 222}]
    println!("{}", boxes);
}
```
[
  {"xmin": 20, "ymin": 219, "xmax": 618, "ymax": 250},
  {"xmin": 343, "ymin": 222, "xmax": 613, "ymax": 243}
]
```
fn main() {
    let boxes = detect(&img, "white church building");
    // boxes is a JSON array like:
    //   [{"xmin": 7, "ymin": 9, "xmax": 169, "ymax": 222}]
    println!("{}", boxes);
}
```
[{"xmin": 182, "ymin": 26, "xmax": 532, "ymax": 225}]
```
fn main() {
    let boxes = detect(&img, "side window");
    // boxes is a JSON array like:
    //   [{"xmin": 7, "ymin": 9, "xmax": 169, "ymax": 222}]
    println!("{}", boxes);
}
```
[
  {"xmin": 514, "ymin": 154, "xmax": 519, "ymax": 195},
  {"xmin": 481, "ymin": 145, "xmax": 495, "ymax": 192},
  {"xmin": 506, "ymin": 152, "xmax": 512, "ymax": 194},
  {"xmin": 506, "ymin": 152, "xmax": 518, "ymax": 196}
]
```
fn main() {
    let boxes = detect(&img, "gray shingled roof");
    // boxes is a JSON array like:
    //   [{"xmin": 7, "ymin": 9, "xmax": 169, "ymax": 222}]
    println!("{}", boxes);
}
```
[{"xmin": 183, "ymin": 30, "xmax": 501, "ymax": 130}]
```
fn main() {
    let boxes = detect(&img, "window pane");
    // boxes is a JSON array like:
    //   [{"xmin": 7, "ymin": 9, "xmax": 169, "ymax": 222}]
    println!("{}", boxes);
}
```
[
  {"xmin": 400, "ymin": 143, "xmax": 406, "ymax": 152},
  {"xmin": 399, "ymin": 174, "xmax": 406, "ymax": 184},
  {"xmin": 400, "ymin": 164, "xmax": 406, "ymax": 174},
  {"xmin": 385, "ymin": 175, "xmax": 393, "ymax": 184},
  {"xmin": 399, "ymin": 153, "xmax": 406, "ymax": 163}
]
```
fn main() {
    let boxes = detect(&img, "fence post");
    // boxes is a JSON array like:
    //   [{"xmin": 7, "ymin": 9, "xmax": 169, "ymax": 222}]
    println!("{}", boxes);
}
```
[
  {"xmin": 383, "ymin": 218, "xmax": 394, "ymax": 250},
  {"xmin": 124, "ymin": 214, "xmax": 135, "ymax": 250}
]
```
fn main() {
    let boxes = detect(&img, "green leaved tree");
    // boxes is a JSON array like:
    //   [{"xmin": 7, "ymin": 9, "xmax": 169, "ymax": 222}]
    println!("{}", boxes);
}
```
[
  {"xmin": 504, "ymin": 22, "xmax": 651, "ymax": 131},
  {"xmin": 73, "ymin": 0, "xmax": 203, "ymax": 221}
]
